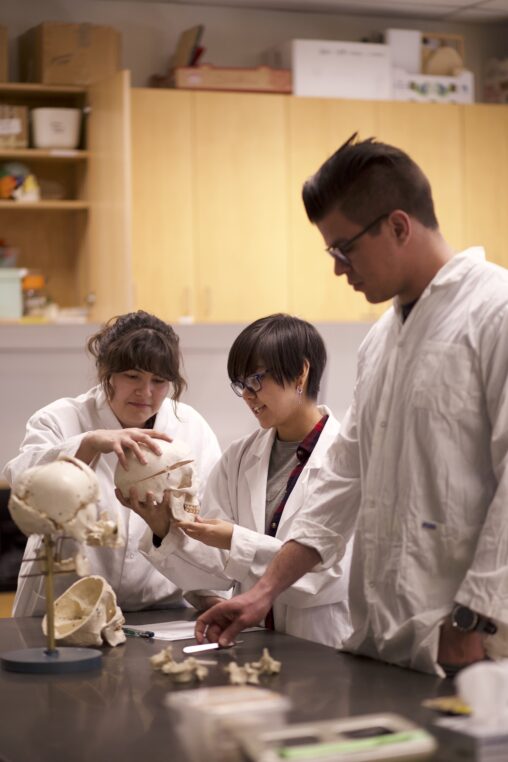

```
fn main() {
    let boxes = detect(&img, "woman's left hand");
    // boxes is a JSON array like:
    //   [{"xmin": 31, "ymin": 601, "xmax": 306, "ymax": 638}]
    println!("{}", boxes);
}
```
[
  {"xmin": 176, "ymin": 517, "xmax": 234, "ymax": 550},
  {"xmin": 116, "ymin": 488, "xmax": 172, "ymax": 540}
]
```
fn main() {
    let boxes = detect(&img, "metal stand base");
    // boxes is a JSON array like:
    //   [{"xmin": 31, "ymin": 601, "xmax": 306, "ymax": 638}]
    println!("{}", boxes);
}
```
[{"xmin": 1, "ymin": 647, "xmax": 102, "ymax": 674}]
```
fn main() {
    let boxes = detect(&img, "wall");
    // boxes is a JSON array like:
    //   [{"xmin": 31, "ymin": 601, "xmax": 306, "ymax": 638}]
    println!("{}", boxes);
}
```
[
  {"xmin": 0, "ymin": 321, "xmax": 371, "ymax": 477},
  {"xmin": 2, "ymin": 0, "xmax": 508, "ymax": 97}
]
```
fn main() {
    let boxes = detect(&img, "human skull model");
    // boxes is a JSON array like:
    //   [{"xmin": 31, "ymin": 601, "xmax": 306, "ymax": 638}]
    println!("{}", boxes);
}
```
[
  {"xmin": 42, "ymin": 575, "xmax": 126, "ymax": 647},
  {"xmin": 114, "ymin": 439, "xmax": 200, "ymax": 521},
  {"xmin": 8, "ymin": 456, "xmax": 120, "ymax": 546}
]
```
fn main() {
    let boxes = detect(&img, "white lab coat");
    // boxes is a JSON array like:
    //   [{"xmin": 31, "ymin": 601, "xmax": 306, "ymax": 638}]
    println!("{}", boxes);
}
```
[
  {"xmin": 284, "ymin": 248, "xmax": 508, "ymax": 674},
  {"xmin": 3, "ymin": 385, "xmax": 221, "ymax": 616},
  {"xmin": 140, "ymin": 406, "xmax": 354, "ymax": 648}
]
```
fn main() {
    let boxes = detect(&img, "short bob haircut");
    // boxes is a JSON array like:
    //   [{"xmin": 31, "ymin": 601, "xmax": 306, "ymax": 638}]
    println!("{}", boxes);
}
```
[
  {"xmin": 87, "ymin": 310, "xmax": 186, "ymax": 401},
  {"xmin": 302, "ymin": 132, "xmax": 438, "ymax": 230},
  {"xmin": 228, "ymin": 314, "xmax": 326, "ymax": 401}
]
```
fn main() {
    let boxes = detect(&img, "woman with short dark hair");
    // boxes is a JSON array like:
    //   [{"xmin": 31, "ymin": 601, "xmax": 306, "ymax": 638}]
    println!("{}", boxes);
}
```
[{"xmin": 132, "ymin": 314, "xmax": 352, "ymax": 648}]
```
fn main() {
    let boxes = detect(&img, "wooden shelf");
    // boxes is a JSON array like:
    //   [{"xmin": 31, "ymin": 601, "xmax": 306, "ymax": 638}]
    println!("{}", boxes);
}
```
[
  {"xmin": 0, "ymin": 148, "xmax": 88, "ymax": 160},
  {"xmin": 0, "ymin": 149, "xmax": 89, "ymax": 161},
  {"xmin": 0, "ymin": 83, "xmax": 86, "ymax": 97},
  {"xmin": 0, "ymin": 200, "xmax": 89, "ymax": 210}
]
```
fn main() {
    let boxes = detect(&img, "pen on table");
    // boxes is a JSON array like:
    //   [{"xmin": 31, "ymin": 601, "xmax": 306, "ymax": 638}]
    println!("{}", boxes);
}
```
[{"xmin": 122, "ymin": 627, "xmax": 155, "ymax": 639}]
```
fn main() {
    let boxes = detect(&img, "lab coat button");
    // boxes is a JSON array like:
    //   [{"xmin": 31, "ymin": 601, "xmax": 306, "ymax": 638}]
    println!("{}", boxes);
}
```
[{"xmin": 127, "ymin": 552, "xmax": 135, "ymax": 560}]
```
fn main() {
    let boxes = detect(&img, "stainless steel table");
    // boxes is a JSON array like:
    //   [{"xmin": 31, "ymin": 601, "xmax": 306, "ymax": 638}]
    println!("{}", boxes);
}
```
[{"xmin": 0, "ymin": 610, "xmax": 454, "ymax": 762}]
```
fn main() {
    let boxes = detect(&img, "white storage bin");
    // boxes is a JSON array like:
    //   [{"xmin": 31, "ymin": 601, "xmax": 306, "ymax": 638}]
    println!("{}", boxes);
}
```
[
  {"xmin": 31, "ymin": 107, "xmax": 81, "ymax": 149},
  {"xmin": 272, "ymin": 39, "xmax": 393, "ymax": 99},
  {"xmin": 0, "ymin": 268, "xmax": 28, "ymax": 320}
]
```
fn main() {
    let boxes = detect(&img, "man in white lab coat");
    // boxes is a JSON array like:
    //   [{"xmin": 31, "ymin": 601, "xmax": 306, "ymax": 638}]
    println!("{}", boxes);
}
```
[{"xmin": 195, "ymin": 134, "xmax": 508, "ymax": 676}]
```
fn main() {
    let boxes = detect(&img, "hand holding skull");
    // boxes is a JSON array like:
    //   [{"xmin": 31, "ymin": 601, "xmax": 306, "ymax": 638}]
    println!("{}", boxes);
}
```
[
  {"xmin": 77, "ymin": 427, "xmax": 172, "ymax": 468},
  {"xmin": 116, "ymin": 486, "xmax": 173, "ymax": 539},
  {"xmin": 114, "ymin": 439, "xmax": 201, "ymax": 540}
]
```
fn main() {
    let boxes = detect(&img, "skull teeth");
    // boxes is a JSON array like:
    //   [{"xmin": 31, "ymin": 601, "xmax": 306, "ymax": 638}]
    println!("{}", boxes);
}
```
[{"xmin": 183, "ymin": 504, "xmax": 199, "ymax": 515}]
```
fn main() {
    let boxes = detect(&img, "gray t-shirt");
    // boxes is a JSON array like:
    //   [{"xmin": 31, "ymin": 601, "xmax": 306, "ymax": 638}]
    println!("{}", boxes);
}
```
[{"xmin": 265, "ymin": 437, "xmax": 299, "ymax": 533}]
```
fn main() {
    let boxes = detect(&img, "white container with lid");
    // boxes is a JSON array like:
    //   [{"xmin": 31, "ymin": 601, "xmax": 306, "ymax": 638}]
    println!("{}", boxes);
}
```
[
  {"xmin": 31, "ymin": 108, "xmax": 81, "ymax": 149},
  {"xmin": 0, "ymin": 268, "xmax": 28, "ymax": 320}
]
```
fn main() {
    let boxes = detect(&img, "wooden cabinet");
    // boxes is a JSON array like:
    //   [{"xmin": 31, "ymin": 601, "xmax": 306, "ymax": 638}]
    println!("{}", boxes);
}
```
[
  {"xmin": 131, "ymin": 89, "xmax": 508, "ymax": 325},
  {"xmin": 193, "ymin": 92, "xmax": 288, "ymax": 322},
  {"xmin": 131, "ymin": 88, "xmax": 195, "ymax": 322},
  {"xmin": 462, "ymin": 104, "xmax": 508, "ymax": 270},
  {"xmin": 131, "ymin": 89, "xmax": 288, "ymax": 323},
  {"xmin": 376, "ymin": 101, "xmax": 465, "ymax": 251},
  {"xmin": 0, "ymin": 73, "xmax": 132, "ymax": 323},
  {"xmin": 287, "ymin": 96, "xmax": 382, "ymax": 322}
]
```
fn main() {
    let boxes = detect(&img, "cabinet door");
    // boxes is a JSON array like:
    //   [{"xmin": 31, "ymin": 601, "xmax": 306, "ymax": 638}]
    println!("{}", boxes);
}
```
[
  {"xmin": 462, "ymin": 104, "xmax": 508, "ymax": 269},
  {"xmin": 131, "ymin": 89, "xmax": 194, "ymax": 322},
  {"xmin": 287, "ymin": 97, "xmax": 380, "ymax": 322},
  {"xmin": 376, "ymin": 101, "xmax": 464, "ymax": 251},
  {"xmin": 193, "ymin": 92, "xmax": 288, "ymax": 322},
  {"xmin": 86, "ymin": 70, "xmax": 133, "ymax": 322}
]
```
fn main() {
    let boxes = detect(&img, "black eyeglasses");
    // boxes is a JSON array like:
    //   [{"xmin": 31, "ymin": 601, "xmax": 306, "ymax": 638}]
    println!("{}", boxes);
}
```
[
  {"xmin": 325, "ymin": 213, "xmax": 390, "ymax": 266},
  {"xmin": 231, "ymin": 369, "xmax": 271, "ymax": 397}
]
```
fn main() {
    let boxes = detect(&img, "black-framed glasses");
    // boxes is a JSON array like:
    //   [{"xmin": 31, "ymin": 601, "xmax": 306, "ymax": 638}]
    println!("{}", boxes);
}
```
[
  {"xmin": 325, "ymin": 213, "xmax": 390, "ymax": 266},
  {"xmin": 231, "ymin": 369, "xmax": 272, "ymax": 397}
]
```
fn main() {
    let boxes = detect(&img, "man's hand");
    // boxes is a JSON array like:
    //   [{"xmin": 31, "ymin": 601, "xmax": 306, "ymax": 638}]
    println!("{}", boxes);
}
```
[
  {"xmin": 77, "ymin": 428, "xmax": 172, "ymax": 468},
  {"xmin": 116, "ymin": 487, "xmax": 172, "ymax": 539},
  {"xmin": 176, "ymin": 517, "xmax": 233, "ymax": 550},
  {"xmin": 438, "ymin": 616, "xmax": 487, "ymax": 672},
  {"xmin": 194, "ymin": 540, "xmax": 321, "ymax": 646},
  {"xmin": 195, "ymin": 585, "xmax": 273, "ymax": 646}
]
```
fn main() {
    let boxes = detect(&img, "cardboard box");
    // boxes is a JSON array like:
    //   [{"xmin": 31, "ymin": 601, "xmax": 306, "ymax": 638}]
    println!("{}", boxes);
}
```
[
  {"xmin": 392, "ymin": 67, "xmax": 474, "ymax": 103},
  {"xmin": 174, "ymin": 65, "xmax": 291, "ymax": 94},
  {"xmin": 0, "ymin": 26, "xmax": 7, "ymax": 82},
  {"xmin": 0, "ymin": 105, "xmax": 28, "ymax": 148},
  {"xmin": 18, "ymin": 22, "xmax": 121, "ymax": 85},
  {"xmin": 271, "ymin": 39, "xmax": 392, "ymax": 99}
]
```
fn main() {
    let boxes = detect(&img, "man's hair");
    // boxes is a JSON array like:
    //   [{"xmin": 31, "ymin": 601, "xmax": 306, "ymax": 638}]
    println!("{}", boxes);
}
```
[
  {"xmin": 228, "ymin": 313, "xmax": 327, "ymax": 400},
  {"xmin": 87, "ymin": 310, "xmax": 186, "ymax": 401},
  {"xmin": 302, "ymin": 133, "xmax": 438, "ymax": 229}
]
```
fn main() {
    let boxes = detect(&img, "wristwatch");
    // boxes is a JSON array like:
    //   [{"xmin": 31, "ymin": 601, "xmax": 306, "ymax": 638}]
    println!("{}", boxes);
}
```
[{"xmin": 451, "ymin": 604, "xmax": 497, "ymax": 635}]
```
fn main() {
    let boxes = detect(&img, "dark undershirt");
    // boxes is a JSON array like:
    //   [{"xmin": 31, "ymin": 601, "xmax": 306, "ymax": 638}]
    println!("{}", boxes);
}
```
[{"xmin": 401, "ymin": 299, "xmax": 418, "ymax": 322}]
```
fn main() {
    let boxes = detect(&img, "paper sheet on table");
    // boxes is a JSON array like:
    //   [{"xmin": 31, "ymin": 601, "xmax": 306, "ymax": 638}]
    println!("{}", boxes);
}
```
[{"xmin": 127, "ymin": 620, "xmax": 264, "ymax": 641}]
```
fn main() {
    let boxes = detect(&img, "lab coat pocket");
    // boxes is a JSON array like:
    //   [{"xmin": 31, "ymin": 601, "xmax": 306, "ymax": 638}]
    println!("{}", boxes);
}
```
[
  {"xmin": 401, "ymin": 513, "xmax": 479, "ymax": 610},
  {"xmin": 401, "ymin": 514, "xmax": 454, "ymax": 609},
  {"xmin": 412, "ymin": 342, "xmax": 480, "ymax": 417}
]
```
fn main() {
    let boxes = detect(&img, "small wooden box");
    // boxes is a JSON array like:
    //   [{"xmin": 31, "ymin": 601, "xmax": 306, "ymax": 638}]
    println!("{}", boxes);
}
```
[{"xmin": 174, "ymin": 65, "xmax": 291, "ymax": 94}]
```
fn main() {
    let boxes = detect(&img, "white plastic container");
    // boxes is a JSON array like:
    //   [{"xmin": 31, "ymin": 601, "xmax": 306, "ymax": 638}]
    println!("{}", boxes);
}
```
[
  {"xmin": 272, "ymin": 39, "xmax": 393, "ymax": 99},
  {"xmin": 166, "ymin": 686, "xmax": 291, "ymax": 762},
  {"xmin": 0, "ymin": 268, "xmax": 28, "ymax": 320},
  {"xmin": 31, "ymin": 107, "xmax": 81, "ymax": 149}
]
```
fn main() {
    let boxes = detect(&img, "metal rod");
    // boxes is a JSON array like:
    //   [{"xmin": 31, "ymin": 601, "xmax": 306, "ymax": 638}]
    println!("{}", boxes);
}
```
[{"xmin": 43, "ymin": 535, "xmax": 57, "ymax": 654}]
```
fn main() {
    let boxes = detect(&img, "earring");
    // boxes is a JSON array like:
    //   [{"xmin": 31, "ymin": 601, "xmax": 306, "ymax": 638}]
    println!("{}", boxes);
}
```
[{"xmin": 296, "ymin": 385, "xmax": 303, "ymax": 401}]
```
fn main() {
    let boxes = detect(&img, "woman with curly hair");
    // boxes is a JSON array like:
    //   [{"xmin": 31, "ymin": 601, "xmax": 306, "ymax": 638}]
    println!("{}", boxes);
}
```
[{"xmin": 4, "ymin": 310, "xmax": 220, "ymax": 616}]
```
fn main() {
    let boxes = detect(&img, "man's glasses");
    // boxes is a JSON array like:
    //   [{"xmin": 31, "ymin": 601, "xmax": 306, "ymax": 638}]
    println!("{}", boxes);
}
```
[
  {"xmin": 231, "ymin": 369, "xmax": 271, "ymax": 397},
  {"xmin": 325, "ymin": 213, "xmax": 390, "ymax": 266}
]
